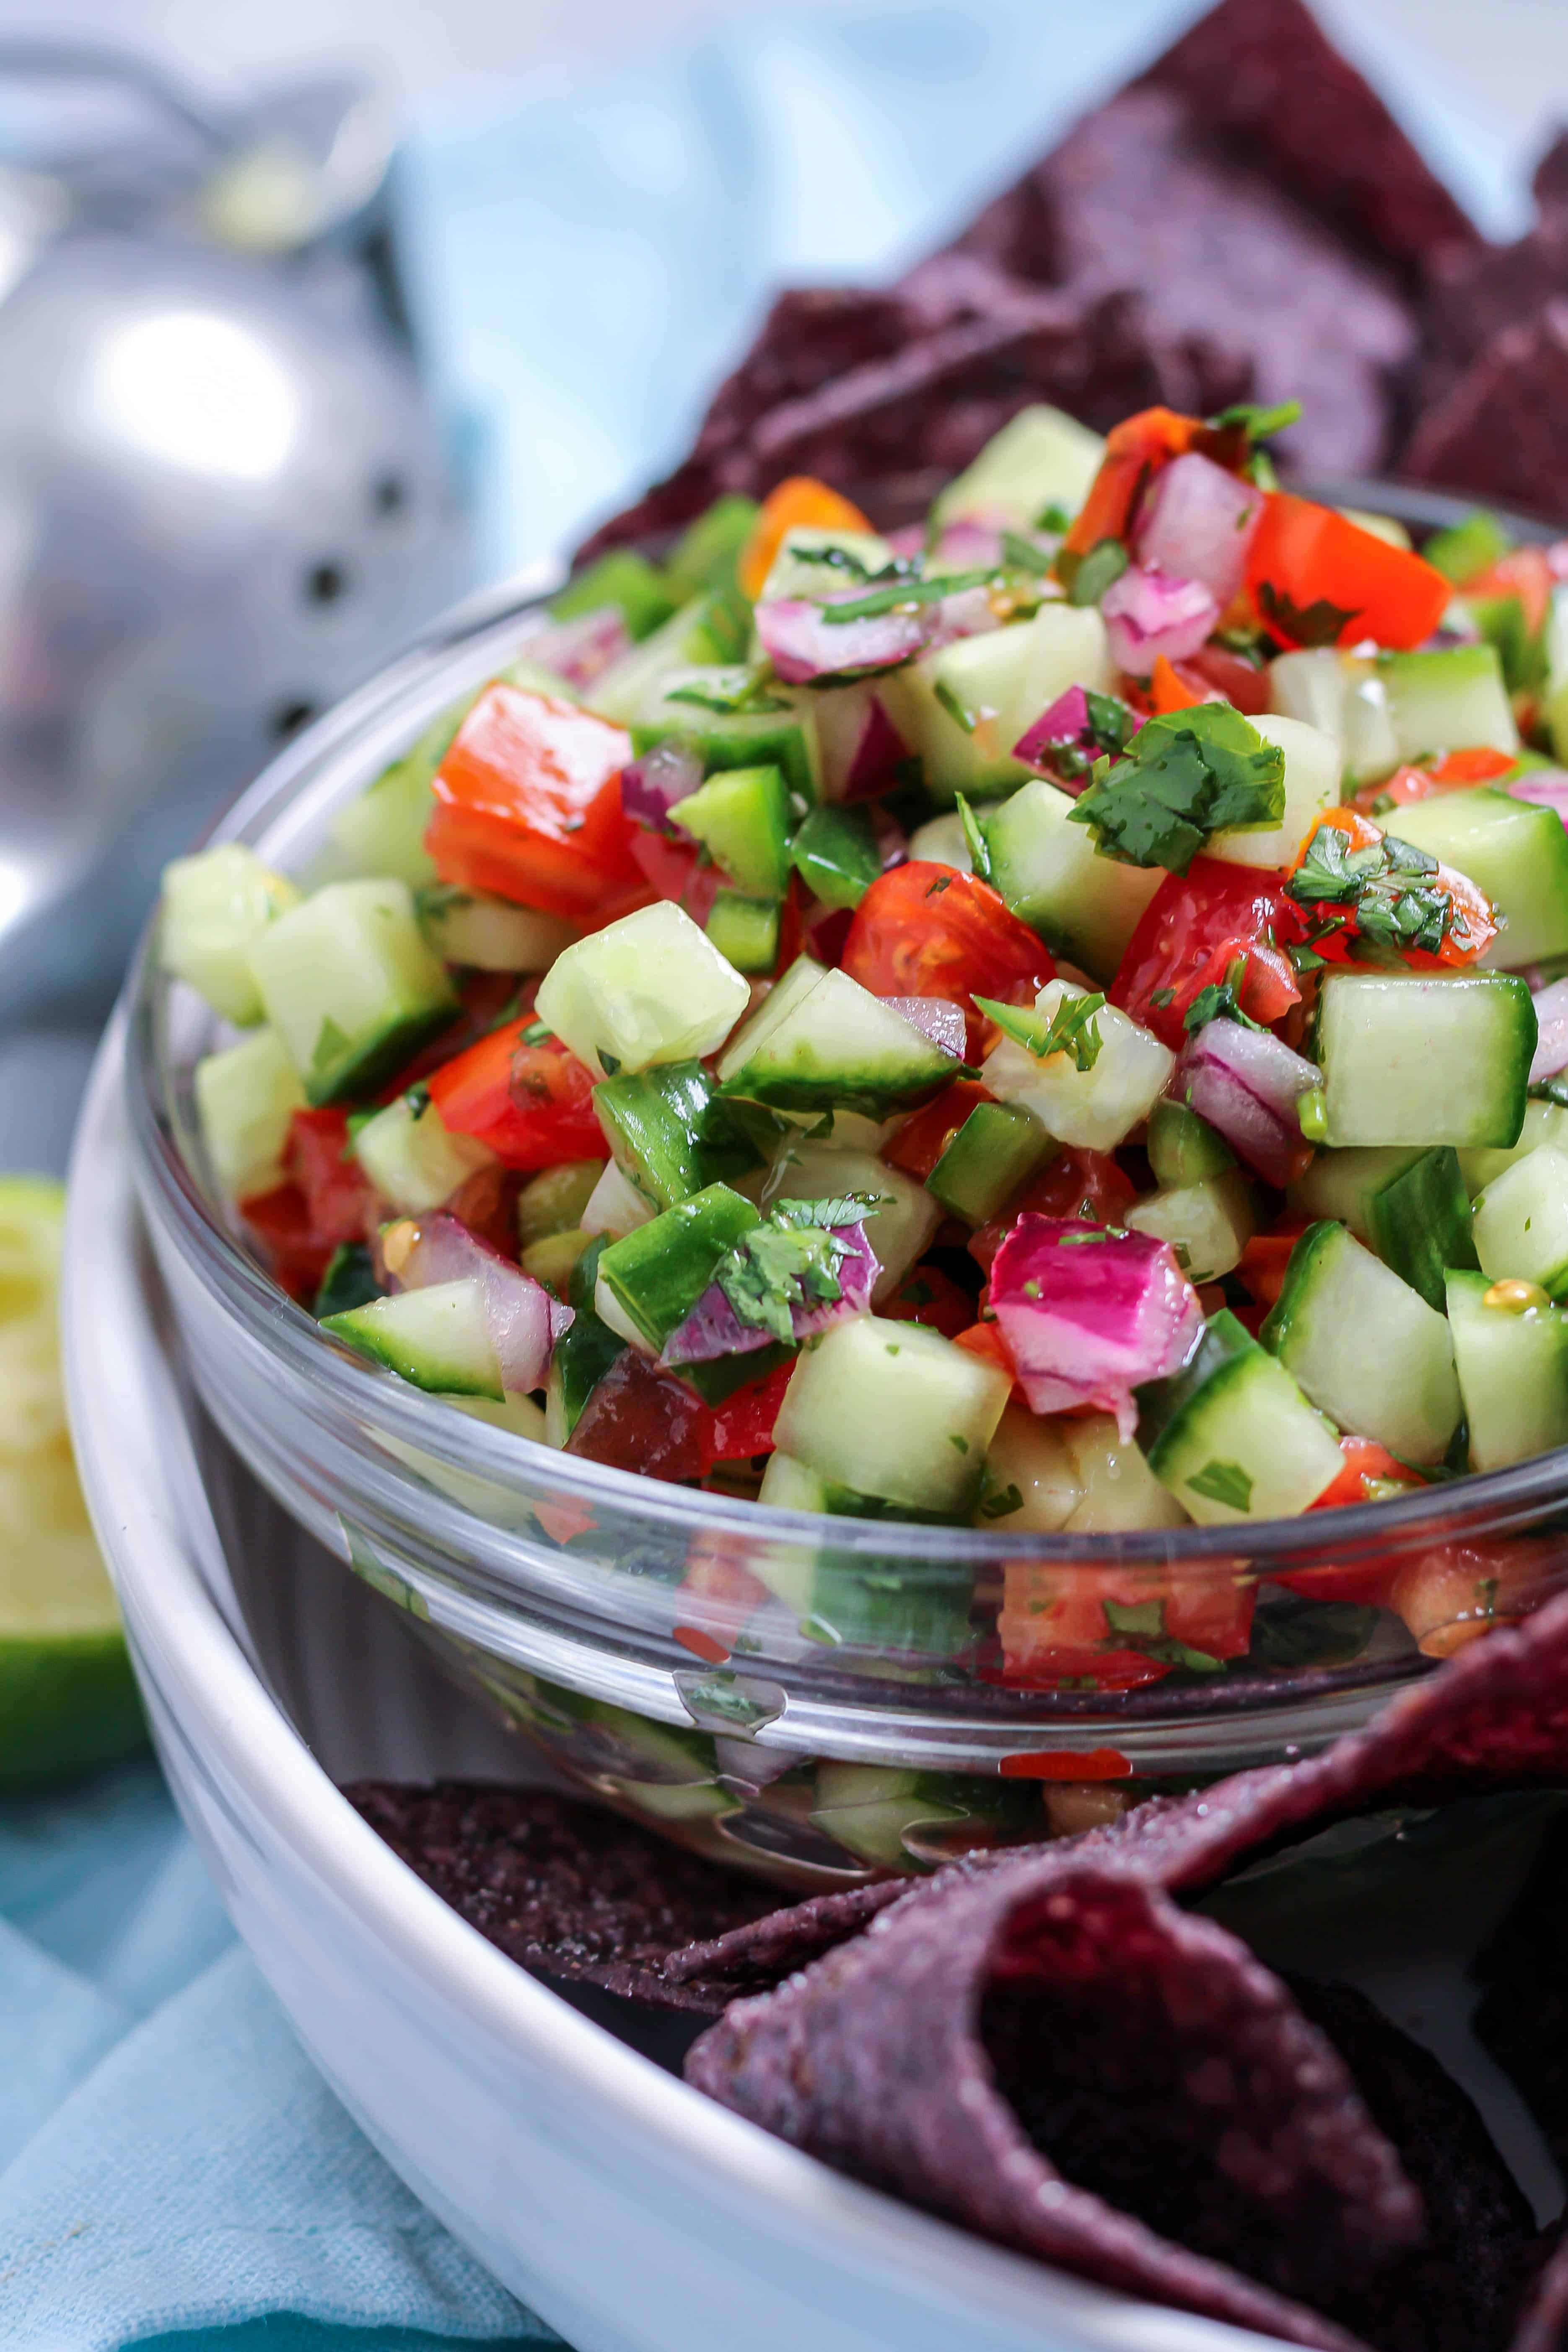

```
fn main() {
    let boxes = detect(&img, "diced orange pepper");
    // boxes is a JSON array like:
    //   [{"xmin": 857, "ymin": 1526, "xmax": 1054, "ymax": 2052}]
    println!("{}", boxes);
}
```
[
  {"xmin": 1149, "ymin": 653, "xmax": 1208, "ymax": 714},
  {"xmin": 1234, "ymin": 1220, "xmax": 1309, "ymax": 1313},
  {"xmin": 737, "ymin": 477, "xmax": 873, "ymax": 600},
  {"xmin": 1286, "ymin": 805, "xmax": 1496, "ymax": 968},
  {"xmin": 1060, "ymin": 407, "xmax": 1205, "ymax": 561},
  {"xmin": 1247, "ymin": 493, "xmax": 1451, "ymax": 652}
]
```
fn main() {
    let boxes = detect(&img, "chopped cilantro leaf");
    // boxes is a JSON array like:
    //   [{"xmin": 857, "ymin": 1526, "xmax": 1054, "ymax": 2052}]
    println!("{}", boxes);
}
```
[
  {"xmin": 1068, "ymin": 537, "xmax": 1129, "ymax": 607},
  {"xmin": 1186, "ymin": 1459, "xmax": 1254, "ymax": 1512},
  {"xmin": 770, "ymin": 1193, "xmax": 886, "ymax": 1231},
  {"xmin": 1068, "ymin": 705, "xmax": 1285, "ymax": 874},
  {"xmin": 667, "ymin": 668, "xmax": 789, "ymax": 716},
  {"xmin": 978, "ymin": 1481, "xmax": 1024, "ymax": 1520},
  {"xmin": 1000, "ymin": 530, "xmax": 1055, "ymax": 577},
  {"xmin": 1254, "ymin": 579, "xmax": 1361, "ymax": 648},
  {"xmin": 1183, "ymin": 980, "xmax": 1262, "ymax": 1035},
  {"xmin": 1208, "ymin": 399, "xmax": 1303, "ymax": 447},
  {"xmin": 716, "ymin": 1221, "xmax": 850, "ymax": 1346},
  {"xmin": 933, "ymin": 677, "xmax": 977, "ymax": 734},
  {"xmin": 975, "ymin": 989, "xmax": 1105, "ymax": 1071},
  {"xmin": 1287, "ymin": 823, "xmax": 1451, "ymax": 958},
  {"xmin": 821, "ymin": 568, "xmax": 994, "ymax": 623},
  {"xmin": 1034, "ymin": 502, "xmax": 1072, "ymax": 534},
  {"xmin": 954, "ymin": 793, "xmax": 992, "ymax": 880}
]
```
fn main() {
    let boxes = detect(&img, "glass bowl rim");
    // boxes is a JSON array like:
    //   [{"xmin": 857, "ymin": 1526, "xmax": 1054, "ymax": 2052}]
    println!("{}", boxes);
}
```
[{"xmin": 123, "ymin": 480, "xmax": 1568, "ymax": 1575}]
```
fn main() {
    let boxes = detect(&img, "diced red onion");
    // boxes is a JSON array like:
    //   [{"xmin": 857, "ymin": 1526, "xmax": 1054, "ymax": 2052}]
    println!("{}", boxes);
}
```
[
  {"xmin": 884, "ymin": 996, "xmax": 969, "ymax": 1058},
  {"xmin": 1133, "ymin": 453, "xmax": 1262, "ymax": 608},
  {"xmin": 884, "ymin": 523, "xmax": 926, "ymax": 559},
  {"xmin": 931, "ymin": 519, "xmax": 1005, "ymax": 570},
  {"xmin": 621, "ymin": 738, "xmax": 703, "ymax": 834},
  {"xmin": 815, "ymin": 683, "xmax": 912, "ymax": 803},
  {"xmin": 926, "ymin": 581, "xmax": 1003, "ymax": 649},
  {"xmin": 1177, "ymin": 1021, "xmax": 1321, "ymax": 1189},
  {"xmin": 990, "ymin": 1216, "xmax": 1203, "ymax": 1442},
  {"xmin": 659, "ymin": 1224, "xmax": 879, "ymax": 1367},
  {"xmin": 1507, "ymin": 768, "xmax": 1568, "ymax": 832},
  {"xmin": 757, "ymin": 594, "xmax": 933, "ymax": 684},
  {"xmin": 1547, "ymin": 541, "xmax": 1568, "ymax": 585},
  {"xmin": 1014, "ymin": 684, "xmax": 1143, "ymax": 789},
  {"xmin": 531, "ymin": 605, "xmax": 632, "ymax": 691},
  {"xmin": 1531, "ymin": 978, "xmax": 1568, "ymax": 1082},
  {"xmin": 391, "ymin": 1211, "xmax": 572, "ymax": 1392},
  {"xmin": 1101, "ymin": 563, "xmax": 1220, "ymax": 679}
]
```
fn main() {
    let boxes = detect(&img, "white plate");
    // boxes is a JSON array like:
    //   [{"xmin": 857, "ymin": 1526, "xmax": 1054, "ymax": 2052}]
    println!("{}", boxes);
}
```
[{"xmin": 62, "ymin": 1009, "xmax": 1282, "ymax": 2352}]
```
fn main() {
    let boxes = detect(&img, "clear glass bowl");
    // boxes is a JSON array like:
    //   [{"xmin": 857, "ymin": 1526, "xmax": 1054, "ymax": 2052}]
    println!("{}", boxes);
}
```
[{"xmin": 125, "ymin": 496, "xmax": 1568, "ymax": 1891}]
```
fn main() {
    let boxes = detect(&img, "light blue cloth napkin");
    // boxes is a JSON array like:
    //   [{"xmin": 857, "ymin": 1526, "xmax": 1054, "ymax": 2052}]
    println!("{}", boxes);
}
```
[{"xmin": 11, "ymin": 3, "xmax": 1530, "ymax": 2346}]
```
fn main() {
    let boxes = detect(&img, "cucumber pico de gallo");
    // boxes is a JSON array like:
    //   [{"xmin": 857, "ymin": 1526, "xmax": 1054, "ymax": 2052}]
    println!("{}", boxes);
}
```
[{"xmin": 163, "ymin": 394, "xmax": 1568, "ymax": 1691}]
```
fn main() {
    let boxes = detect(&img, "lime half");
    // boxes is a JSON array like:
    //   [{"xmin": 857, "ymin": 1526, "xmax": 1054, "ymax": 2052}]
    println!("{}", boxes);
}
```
[{"xmin": 0, "ymin": 1177, "xmax": 144, "ymax": 1787}]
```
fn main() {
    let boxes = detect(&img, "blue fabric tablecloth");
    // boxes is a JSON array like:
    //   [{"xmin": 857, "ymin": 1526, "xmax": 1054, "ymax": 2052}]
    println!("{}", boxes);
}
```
[{"xmin": 7, "ymin": 2, "xmax": 1532, "ymax": 2344}]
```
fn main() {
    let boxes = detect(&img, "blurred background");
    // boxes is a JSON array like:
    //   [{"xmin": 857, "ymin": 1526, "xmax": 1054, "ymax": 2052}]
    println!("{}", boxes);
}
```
[{"xmin": 0, "ymin": 0, "xmax": 1564, "ymax": 1165}]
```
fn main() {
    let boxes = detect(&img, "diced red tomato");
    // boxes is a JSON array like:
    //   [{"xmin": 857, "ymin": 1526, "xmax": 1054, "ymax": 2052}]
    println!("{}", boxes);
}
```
[
  {"xmin": 1284, "ymin": 806, "xmax": 1496, "ymax": 969},
  {"xmin": 1234, "ymin": 1219, "xmax": 1309, "ymax": 1313},
  {"xmin": 445, "ymin": 1162, "xmax": 524, "ymax": 1260},
  {"xmin": 708, "ymin": 1356, "xmax": 795, "ymax": 1461},
  {"xmin": 1060, "ymin": 407, "xmax": 1206, "ymax": 562},
  {"xmin": 969, "ymin": 1149, "xmax": 1138, "ymax": 1273},
  {"xmin": 674, "ymin": 1536, "xmax": 772, "ymax": 1654},
  {"xmin": 738, "ymin": 477, "xmax": 873, "ymax": 602},
  {"xmin": 1179, "ymin": 644, "xmax": 1273, "ymax": 715},
  {"xmin": 881, "ymin": 1260, "xmax": 975, "ymax": 1339},
  {"xmin": 239, "ymin": 1107, "xmax": 375, "ymax": 1301},
  {"xmin": 1389, "ymin": 1535, "xmax": 1558, "ymax": 1658},
  {"xmin": 1311, "ymin": 1434, "xmax": 1426, "ymax": 1514},
  {"xmin": 426, "ymin": 683, "xmax": 649, "ymax": 921},
  {"xmin": 1247, "ymin": 493, "xmax": 1451, "ymax": 653},
  {"xmin": 772, "ymin": 871, "xmax": 806, "ymax": 978},
  {"xmin": 1109, "ymin": 857, "xmax": 1296, "ymax": 1050},
  {"xmin": 1352, "ymin": 746, "xmax": 1518, "ymax": 816},
  {"xmin": 883, "ymin": 1078, "xmax": 993, "ymax": 1181},
  {"xmin": 565, "ymin": 1350, "xmax": 714, "ymax": 1481},
  {"xmin": 996, "ymin": 1561, "xmax": 1254, "ymax": 1693},
  {"xmin": 426, "ymin": 1015, "xmax": 605, "ymax": 1170},
  {"xmin": 841, "ymin": 863, "xmax": 1052, "ymax": 1056},
  {"xmin": 1461, "ymin": 546, "xmax": 1554, "ymax": 638}
]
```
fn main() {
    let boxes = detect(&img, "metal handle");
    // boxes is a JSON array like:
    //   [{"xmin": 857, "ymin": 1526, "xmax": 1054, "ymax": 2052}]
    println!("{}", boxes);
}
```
[{"xmin": 0, "ymin": 39, "xmax": 226, "ymax": 149}]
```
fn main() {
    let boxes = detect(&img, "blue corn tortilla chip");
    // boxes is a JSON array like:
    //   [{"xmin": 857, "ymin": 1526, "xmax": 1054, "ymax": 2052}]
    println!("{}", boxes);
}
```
[
  {"xmin": 342, "ymin": 1780, "xmax": 780, "ymax": 2015},
  {"xmin": 687, "ymin": 1859, "xmax": 1417, "ymax": 2348},
  {"xmin": 1514, "ymin": 2230, "xmax": 1568, "ymax": 2352},
  {"xmin": 1403, "ymin": 302, "xmax": 1568, "ymax": 518}
]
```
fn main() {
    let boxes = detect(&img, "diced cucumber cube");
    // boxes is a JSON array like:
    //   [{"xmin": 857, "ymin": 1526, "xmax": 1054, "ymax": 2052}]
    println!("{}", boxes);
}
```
[
  {"xmin": 671, "ymin": 763, "xmax": 790, "ymax": 898},
  {"xmin": 1288, "ymin": 1144, "xmax": 1423, "ymax": 1238},
  {"xmin": 773, "ymin": 1315, "xmax": 1012, "ymax": 1516},
  {"xmin": 1363, "ymin": 1145, "xmax": 1477, "ymax": 1309},
  {"xmin": 517, "ymin": 1159, "xmax": 606, "ymax": 1247},
  {"xmin": 1340, "ymin": 664, "xmax": 1401, "ymax": 788},
  {"xmin": 1142, "ymin": 1310, "xmax": 1345, "ymax": 1523},
  {"xmin": 1267, "ymin": 652, "xmax": 1399, "ymax": 787},
  {"xmin": 328, "ymin": 699, "xmax": 471, "ymax": 888},
  {"xmin": 1205, "ymin": 713, "xmax": 1338, "ymax": 871},
  {"xmin": 581, "ymin": 1158, "xmax": 657, "ymax": 1239},
  {"xmin": 907, "ymin": 812, "xmax": 972, "ymax": 870},
  {"xmin": 415, "ymin": 887, "xmax": 578, "ymax": 972},
  {"xmin": 630, "ymin": 667, "xmax": 822, "ymax": 802},
  {"xmin": 927, "ymin": 1100, "xmax": 1056, "ymax": 1225},
  {"xmin": 1314, "ymin": 972, "xmax": 1533, "ymax": 1150},
  {"xmin": 535, "ymin": 900, "xmax": 750, "ymax": 1080},
  {"xmin": 1447, "ymin": 1268, "xmax": 1568, "ymax": 1471},
  {"xmin": 322, "ymin": 1278, "xmax": 504, "ymax": 1399},
  {"xmin": 1423, "ymin": 511, "xmax": 1509, "ymax": 585},
  {"xmin": 1269, "ymin": 648, "xmax": 1351, "ymax": 743},
  {"xmin": 594, "ymin": 1182, "xmax": 759, "ymax": 1355},
  {"xmin": 883, "ymin": 604, "xmax": 1112, "ymax": 803},
  {"xmin": 1473, "ymin": 1145, "xmax": 1568, "ymax": 1298},
  {"xmin": 250, "ymin": 878, "xmax": 458, "ymax": 1107},
  {"xmin": 1261, "ymin": 1222, "xmax": 1461, "ymax": 1463},
  {"xmin": 592, "ymin": 1061, "xmax": 760, "ymax": 1210},
  {"xmin": 664, "ymin": 495, "xmax": 759, "ymax": 603},
  {"xmin": 550, "ymin": 548, "xmax": 675, "ymax": 640},
  {"xmin": 705, "ymin": 891, "xmax": 780, "ymax": 973},
  {"xmin": 979, "ymin": 778, "xmax": 1162, "ymax": 982},
  {"xmin": 759, "ymin": 526, "xmax": 896, "ymax": 606},
  {"xmin": 761, "ymin": 1139, "xmax": 936, "ymax": 1302},
  {"xmin": 790, "ymin": 805, "xmax": 882, "ymax": 911},
  {"xmin": 194, "ymin": 1026, "xmax": 304, "ymax": 1200},
  {"xmin": 982, "ymin": 980, "xmax": 1174, "ymax": 1151},
  {"xmin": 977, "ymin": 1403, "xmax": 1084, "ymax": 1532},
  {"xmin": 1459, "ymin": 1098, "xmax": 1568, "ymax": 1195},
  {"xmin": 1378, "ymin": 644, "xmax": 1519, "ymax": 762},
  {"xmin": 352, "ymin": 1092, "xmax": 495, "ymax": 1214},
  {"xmin": 1057, "ymin": 1413, "xmax": 1190, "ymax": 1532},
  {"xmin": 932, "ymin": 404, "xmax": 1105, "ymax": 531},
  {"xmin": 718, "ymin": 956, "xmax": 966, "ymax": 1118},
  {"xmin": 1388, "ymin": 788, "xmax": 1568, "ymax": 969},
  {"xmin": 1147, "ymin": 1102, "xmax": 1235, "ymax": 1189},
  {"xmin": 159, "ymin": 844, "xmax": 300, "ymax": 1025},
  {"xmin": 1125, "ymin": 1170, "xmax": 1257, "ymax": 1285}
]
